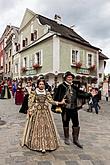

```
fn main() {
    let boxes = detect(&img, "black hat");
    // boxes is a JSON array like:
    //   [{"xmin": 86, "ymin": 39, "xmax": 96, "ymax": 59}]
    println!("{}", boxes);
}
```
[
  {"xmin": 38, "ymin": 74, "xmax": 45, "ymax": 80},
  {"xmin": 63, "ymin": 71, "xmax": 75, "ymax": 80}
]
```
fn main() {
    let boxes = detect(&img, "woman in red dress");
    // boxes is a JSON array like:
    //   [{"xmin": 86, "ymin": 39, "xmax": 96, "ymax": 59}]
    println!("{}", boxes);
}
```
[{"xmin": 15, "ymin": 82, "xmax": 24, "ymax": 105}]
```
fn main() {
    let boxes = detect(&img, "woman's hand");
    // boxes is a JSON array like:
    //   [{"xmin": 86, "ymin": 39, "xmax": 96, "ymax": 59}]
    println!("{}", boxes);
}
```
[
  {"xmin": 55, "ymin": 99, "xmax": 66, "ymax": 105},
  {"xmin": 60, "ymin": 99, "xmax": 66, "ymax": 105},
  {"xmin": 61, "ymin": 99, "xmax": 66, "ymax": 104}
]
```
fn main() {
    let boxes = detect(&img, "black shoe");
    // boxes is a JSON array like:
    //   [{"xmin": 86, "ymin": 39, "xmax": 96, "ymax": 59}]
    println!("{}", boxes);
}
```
[
  {"xmin": 73, "ymin": 141, "xmax": 83, "ymax": 149},
  {"xmin": 64, "ymin": 138, "xmax": 70, "ymax": 145}
]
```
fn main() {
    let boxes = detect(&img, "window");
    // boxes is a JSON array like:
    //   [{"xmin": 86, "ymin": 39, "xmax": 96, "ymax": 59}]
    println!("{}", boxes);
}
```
[
  {"xmin": 31, "ymin": 33, "xmax": 34, "ymax": 41},
  {"xmin": 6, "ymin": 64, "xmax": 7, "ymax": 73},
  {"xmin": 35, "ymin": 51, "xmax": 41, "ymax": 65},
  {"xmin": 88, "ymin": 54, "xmax": 92, "ymax": 67},
  {"xmin": 1, "ymin": 56, "xmax": 3, "ymax": 67},
  {"xmin": 15, "ymin": 63, "xmax": 18, "ymax": 73},
  {"xmin": 23, "ymin": 57, "xmax": 27, "ymax": 67},
  {"xmin": 71, "ymin": 50, "xmax": 78, "ymax": 64},
  {"xmin": 22, "ymin": 40, "xmax": 25, "ymax": 47},
  {"xmin": 9, "ymin": 62, "xmax": 11, "ymax": 72},
  {"xmin": 31, "ymin": 30, "xmax": 37, "ymax": 41},
  {"xmin": 15, "ymin": 43, "xmax": 18, "ymax": 52},
  {"xmin": 18, "ymin": 44, "xmax": 20, "ymax": 51},
  {"xmin": 34, "ymin": 30, "xmax": 37, "ymax": 40},
  {"xmin": 6, "ymin": 52, "xmax": 8, "ymax": 59},
  {"xmin": 25, "ymin": 38, "xmax": 28, "ymax": 46},
  {"xmin": 99, "ymin": 73, "xmax": 102, "ymax": 78},
  {"xmin": 16, "ymin": 43, "xmax": 20, "ymax": 52}
]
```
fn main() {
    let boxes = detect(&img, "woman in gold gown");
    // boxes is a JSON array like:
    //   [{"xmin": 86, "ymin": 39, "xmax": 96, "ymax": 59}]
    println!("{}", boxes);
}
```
[{"xmin": 21, "ymin": 79, "xmax": 64, "ymax": 153}]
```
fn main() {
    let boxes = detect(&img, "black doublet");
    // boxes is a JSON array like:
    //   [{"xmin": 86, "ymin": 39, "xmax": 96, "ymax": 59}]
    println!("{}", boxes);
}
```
[{"xmin": 54, "ymin": 82, "xmax": 85, "ymax": 110}]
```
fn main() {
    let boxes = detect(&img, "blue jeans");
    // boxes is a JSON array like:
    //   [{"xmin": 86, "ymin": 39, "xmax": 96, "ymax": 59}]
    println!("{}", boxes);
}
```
[{"xmin": 92, "ymin": 102, "xmax": 99, "ymax": 114}]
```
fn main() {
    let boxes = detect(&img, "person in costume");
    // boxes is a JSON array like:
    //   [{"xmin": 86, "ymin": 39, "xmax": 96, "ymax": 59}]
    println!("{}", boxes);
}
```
[
  {"xmin": 15, "ymin": 81, "xmax": 24, "ymax": 105},
  {"xmin": 53, "ymin": 71, "xmax": 90, "ymax": 148},
  {"xmin": 0, "ymin": 82, "xmax": 3, "ymax": 96},
  {"xmin": 19, "ymin": 81, "xmax": 32, "ymax": 114},
  {"xmin": 21, "ymin": 79, "xmax": 64, "ymax": 153},
  {"xmin": 12, "ymin": 80, "xmax": 17, "ymax": 98},
  {"xmin": 0, "ymin": 79, "xmax": 11, "ymax": 99},
  {"xmin": 8, "ymin": 80, "xmax": 12, "ymax": 91}
]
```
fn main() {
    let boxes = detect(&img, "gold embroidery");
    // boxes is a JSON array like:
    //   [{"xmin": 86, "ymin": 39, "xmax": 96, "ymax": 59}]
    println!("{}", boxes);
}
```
[{"xmin": 22, "ymin": 93, "xmax": 59, "ymax": 151}]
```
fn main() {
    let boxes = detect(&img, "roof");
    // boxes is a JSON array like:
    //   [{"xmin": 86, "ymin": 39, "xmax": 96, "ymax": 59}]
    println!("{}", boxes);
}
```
[
  {"xmin": 99, "ymin": 52, "xmax": 109, "ymax": 60},
  {"xmin": 38, "ymin": 14, "xmax": 99, "ymax": 50}
]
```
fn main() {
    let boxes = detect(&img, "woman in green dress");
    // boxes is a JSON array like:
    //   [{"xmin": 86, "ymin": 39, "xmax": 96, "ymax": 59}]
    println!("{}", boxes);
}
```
[{"xmin": 0, "ymin": 80, "xmax": 11, "ymax": 99}]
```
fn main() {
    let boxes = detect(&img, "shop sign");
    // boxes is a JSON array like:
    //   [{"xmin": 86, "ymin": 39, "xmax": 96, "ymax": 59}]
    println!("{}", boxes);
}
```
[{"xmin": 77, "ymin": 68, "xmax": 90, "ymax": 75}]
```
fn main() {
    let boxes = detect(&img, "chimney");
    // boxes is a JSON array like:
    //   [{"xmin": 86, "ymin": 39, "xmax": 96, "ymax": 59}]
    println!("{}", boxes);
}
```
[
  {"xmin": 54, "ymin": 14, "xmax": 62, "ymax": 24},
  {"xmin": 70, "ymin": 25, "xmax": 75, "ymax": 30}
]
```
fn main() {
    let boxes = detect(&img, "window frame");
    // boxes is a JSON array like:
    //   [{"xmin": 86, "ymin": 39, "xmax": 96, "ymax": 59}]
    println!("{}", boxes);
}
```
[
  {"xmin": 71, "ymin": 49, "xmax": 80, "ymax": 65},
  {"xmin": 34, "ymin": 50, "xmax": 43, "ymax": 66},
  {"xmin": 23, "ymin": 57, "xmax": 27, "ymax": 67},
  {"xmin": 87, "ymin": 53, "xmax": 93, "ymax": 67}
]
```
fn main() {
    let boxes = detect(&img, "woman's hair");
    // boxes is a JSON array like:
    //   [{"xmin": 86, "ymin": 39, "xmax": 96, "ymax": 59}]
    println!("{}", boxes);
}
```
[
  {"xmin": 37, "ymin": 79, "xmax": 45, "ymax": 87},
  {"xmin": 31, "ymin": 83, "xmax": 36, "ymax": 91},
  {"xmin": 32, "ymin": 83, "xmax": 36, "ymax": 87}
]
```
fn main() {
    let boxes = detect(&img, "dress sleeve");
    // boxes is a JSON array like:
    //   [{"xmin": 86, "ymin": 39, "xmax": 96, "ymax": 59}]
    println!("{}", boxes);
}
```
[
  {"xmin": 46, "ymin": 92, "xmax": 58, "ymax": 105},
  {"xmin": 28, "ymin": 91, "xmax": 36, "ymax": 109}
]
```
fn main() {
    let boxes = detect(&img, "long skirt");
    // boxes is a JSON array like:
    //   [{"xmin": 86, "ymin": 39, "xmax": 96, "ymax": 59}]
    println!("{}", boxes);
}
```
[
  {"xmin": 15, "ymin": 90, "xmax": 24, "ymax": 105},
  {"xmin": 21, "ymin": 103, "xmax": 59, "ymax": 152},
  {"xmin": 0, "ymin": 86, "xmax": 11, "ymax": 99},
  {"xmin": 19, "ymin": 94, "xmax": 29, "ymax": 114},
  {"xmin": 0, "ymin": 86, "xmax": 2, "ymax": 94}
]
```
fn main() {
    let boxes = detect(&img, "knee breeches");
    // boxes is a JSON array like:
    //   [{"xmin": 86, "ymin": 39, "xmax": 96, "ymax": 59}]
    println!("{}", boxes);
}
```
[{"xmin": 61, "ymin": 108, "xmax": 79, "ymax": 127}]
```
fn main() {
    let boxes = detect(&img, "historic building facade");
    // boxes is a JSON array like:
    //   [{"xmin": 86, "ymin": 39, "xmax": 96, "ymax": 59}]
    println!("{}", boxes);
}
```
[{"xmin": 0, "ymin": 9, "xmax": 108, "ymax": 88}]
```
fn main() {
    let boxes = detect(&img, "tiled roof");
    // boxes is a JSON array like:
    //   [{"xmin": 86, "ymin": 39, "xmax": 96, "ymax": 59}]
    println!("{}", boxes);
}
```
[
  {"xmin": 38, "ymin": 14, "xmax": 99, "ymax": 50},
  {"xmin": 99, "ymin": 52, "xmax": 109, "ymax": 60}
]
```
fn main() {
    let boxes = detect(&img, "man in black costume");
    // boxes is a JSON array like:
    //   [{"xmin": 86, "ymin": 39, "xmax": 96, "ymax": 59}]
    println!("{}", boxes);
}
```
[{"xmin": 54, "ymin": 71, "xmax": 89, "ymax": 148}]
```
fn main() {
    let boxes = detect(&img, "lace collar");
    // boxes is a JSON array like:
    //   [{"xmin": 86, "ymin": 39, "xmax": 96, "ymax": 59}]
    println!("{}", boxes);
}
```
[
  {"xmin": 64, "ymin": 81, "xmax": 73, "ymax": 86},
  {"xmin": 36, "ymin": 88, "xmax": 46, "ymax": 94}
]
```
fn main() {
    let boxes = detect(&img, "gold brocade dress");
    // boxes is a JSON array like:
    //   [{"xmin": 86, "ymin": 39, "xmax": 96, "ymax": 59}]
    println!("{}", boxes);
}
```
[{"xmin": 21, "ymin": 89, "xmax": 59, "ymax": 152}]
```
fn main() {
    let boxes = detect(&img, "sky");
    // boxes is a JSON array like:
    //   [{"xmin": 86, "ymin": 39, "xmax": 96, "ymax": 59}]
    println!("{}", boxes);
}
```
[{"xmin": 0, "ymin": 0, "xmax": 110, "ymax": 74}]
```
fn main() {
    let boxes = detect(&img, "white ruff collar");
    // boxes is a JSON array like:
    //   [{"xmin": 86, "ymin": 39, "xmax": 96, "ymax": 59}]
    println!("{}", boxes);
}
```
[
  {"xmin": 36, "ymin": 88, "xmax": 46, "ymax": 94},
  {"xmin": 64, "ymin": 81, "xmax": 73, "ymax": 86}
]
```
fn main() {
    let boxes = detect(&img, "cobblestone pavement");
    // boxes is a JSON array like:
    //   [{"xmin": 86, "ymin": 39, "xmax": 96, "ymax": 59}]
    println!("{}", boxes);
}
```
[{"xmin": 0, "ymin": 98, "xmax": 110, "ymax": 165}]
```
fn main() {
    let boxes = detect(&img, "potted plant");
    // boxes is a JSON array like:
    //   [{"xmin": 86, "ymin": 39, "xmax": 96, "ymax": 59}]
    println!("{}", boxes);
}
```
[
  {"xmin": 33, "ymin": 63, "xmax": 41, "ymax": 69},
  {"xmin": 21, "ymin": 67, "xmax": 27, "ymax": 72},
  {"xmin": 89, "ymin": 64, "xmax": 96, "ymax": 71},
  {"xmin": 75, "ymin": 62, "xmax": 82, "ymax": 68}
]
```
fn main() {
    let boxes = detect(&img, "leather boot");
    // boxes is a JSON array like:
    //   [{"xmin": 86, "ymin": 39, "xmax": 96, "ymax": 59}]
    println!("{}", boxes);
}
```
[
  {"xmin": 63, "ymin": 127, "xmax": 70, "ymax": 145},
  {"xmin": 72, "ymin": 126, "xmax": 83, "ymax": 149}
]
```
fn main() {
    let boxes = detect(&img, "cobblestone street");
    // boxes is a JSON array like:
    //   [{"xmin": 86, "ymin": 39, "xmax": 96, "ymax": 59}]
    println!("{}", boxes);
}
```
[{"xmin": 0, "ymin": 98, "xmax": 110, "ymax": 165}]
